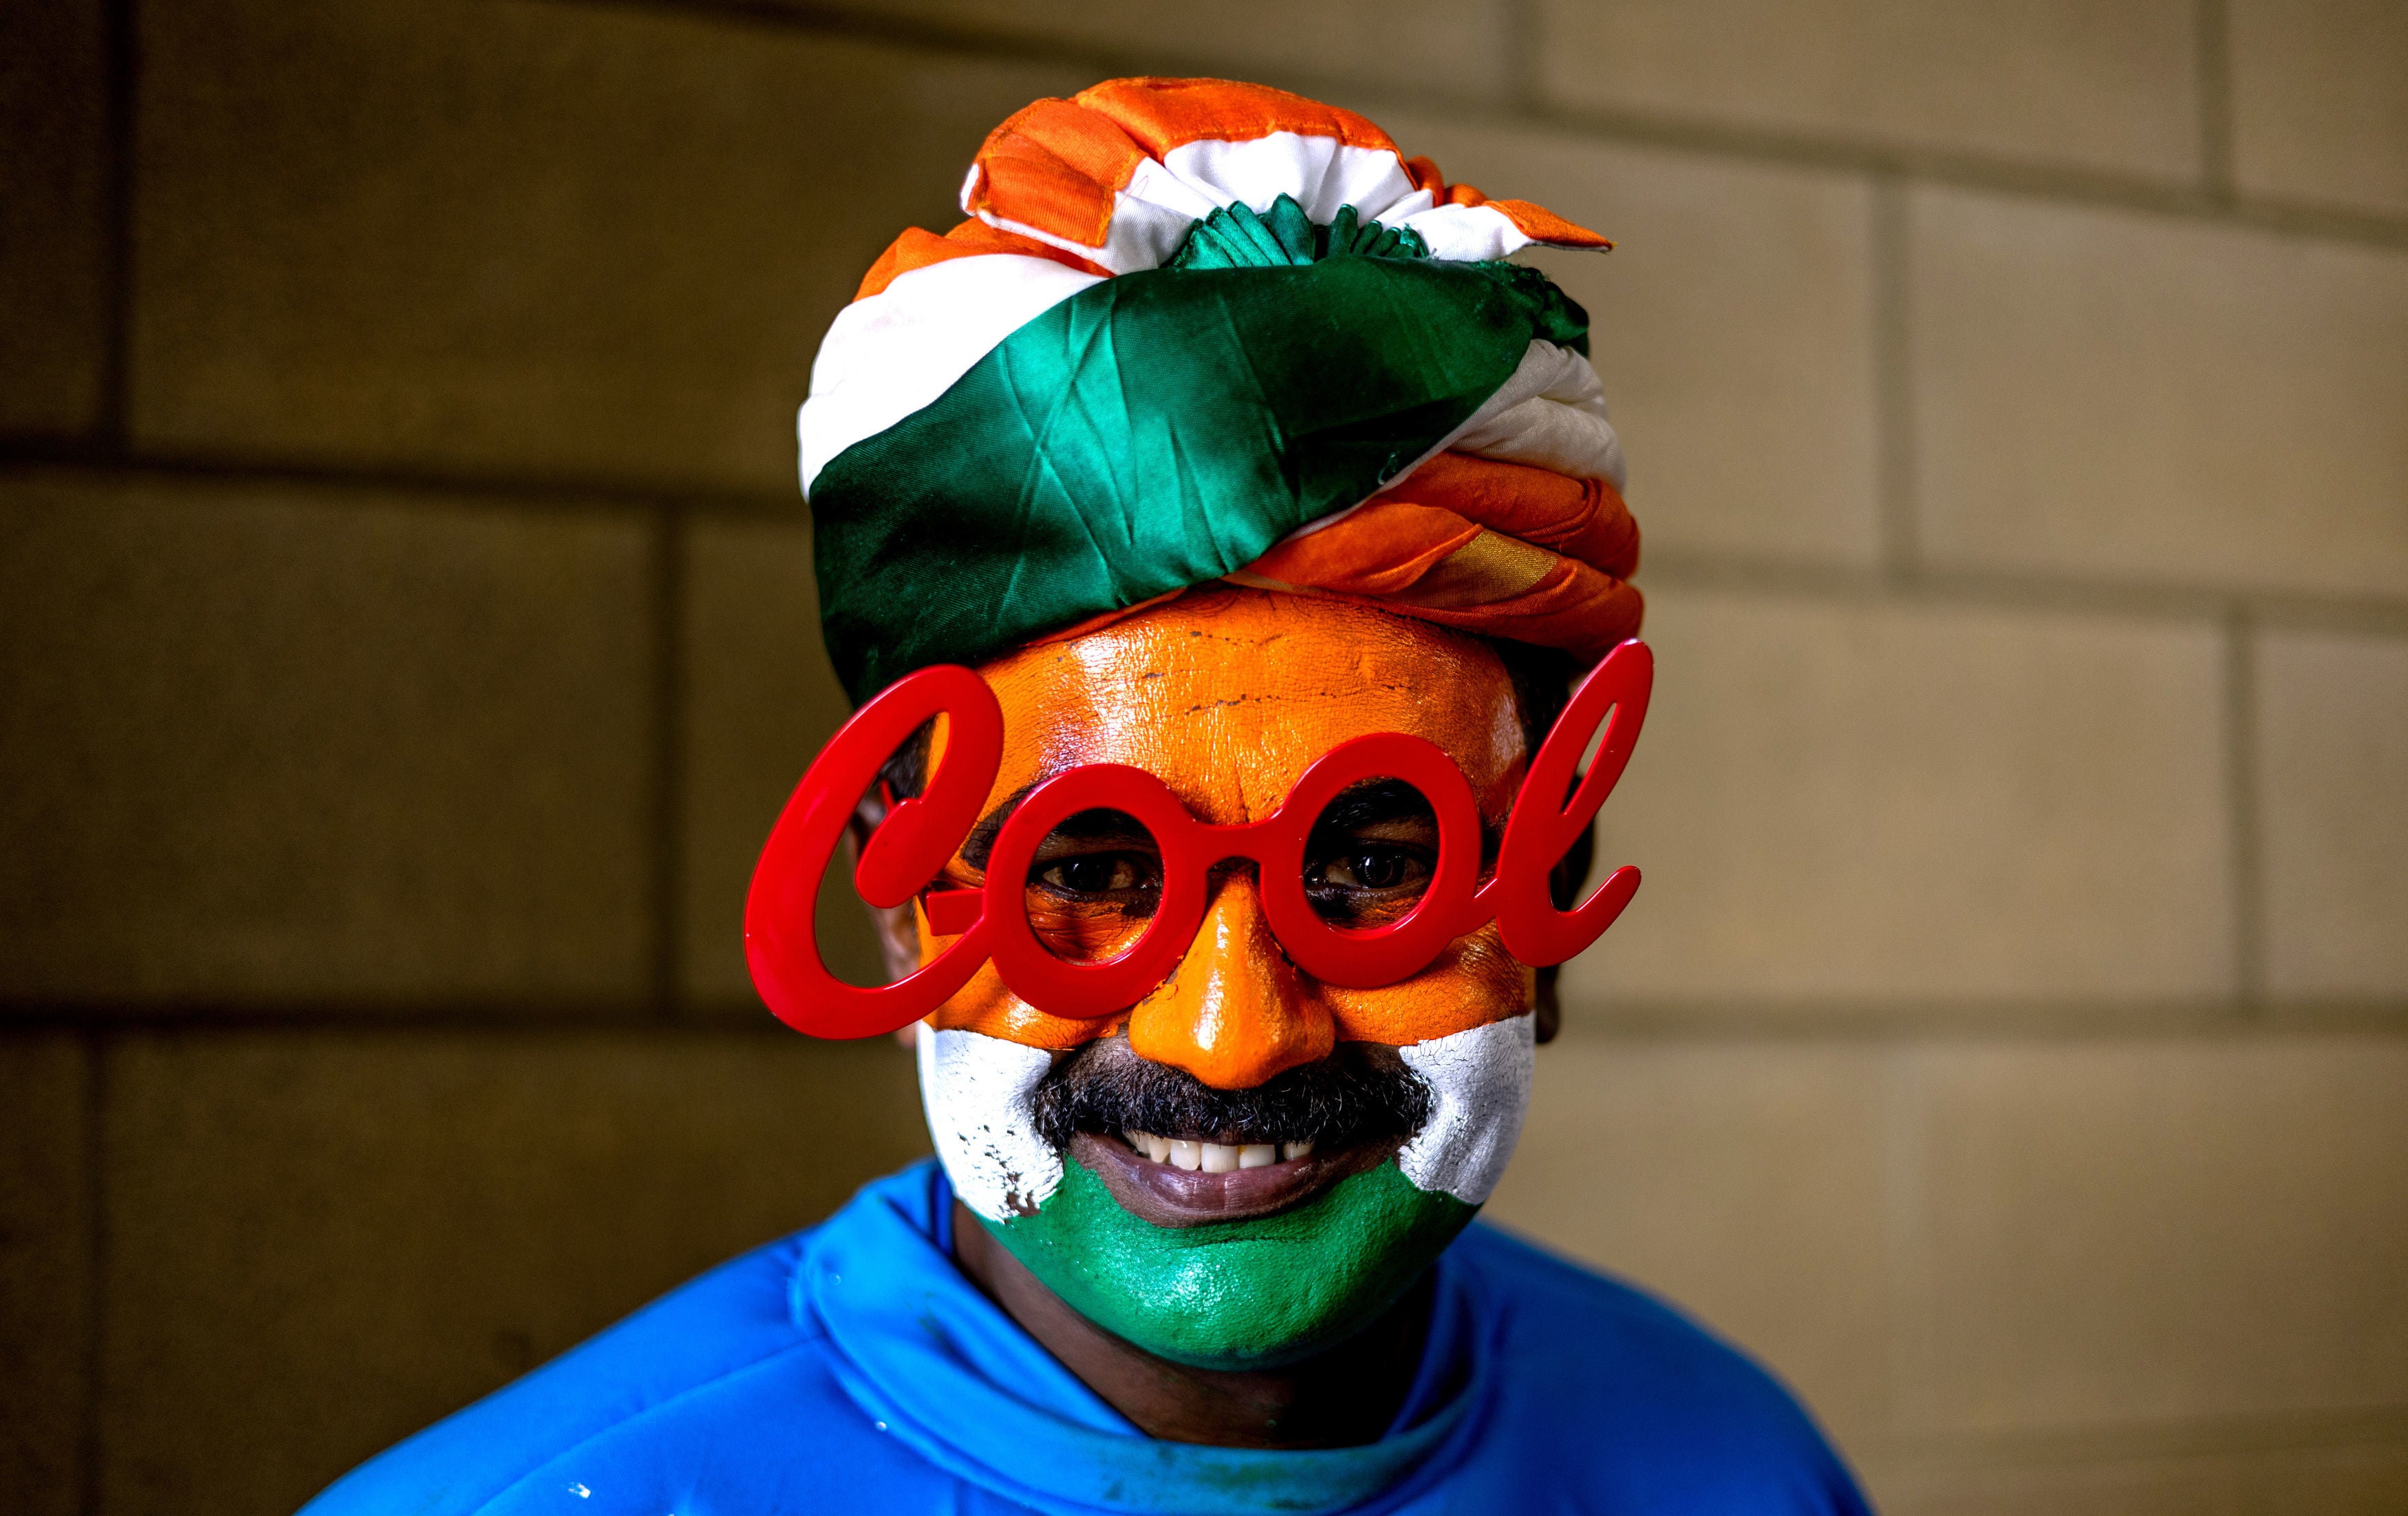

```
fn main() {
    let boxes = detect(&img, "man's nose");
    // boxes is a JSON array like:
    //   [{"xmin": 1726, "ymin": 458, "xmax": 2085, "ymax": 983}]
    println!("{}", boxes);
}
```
[{"xmin": 1126, "ymin": 874, "xmax": 1333, "ymax": 1089}]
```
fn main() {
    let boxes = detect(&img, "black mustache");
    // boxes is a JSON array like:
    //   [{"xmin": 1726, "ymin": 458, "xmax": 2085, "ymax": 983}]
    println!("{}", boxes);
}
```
[{"xmin": 1031, "ymin": 1037, "xmax": 1432, "ymax": 1150}]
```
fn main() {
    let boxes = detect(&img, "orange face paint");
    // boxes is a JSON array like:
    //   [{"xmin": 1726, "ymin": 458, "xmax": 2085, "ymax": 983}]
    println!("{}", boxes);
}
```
[{"xmin": 917, "ymin": 587, "xmax": 1536, "ymax": 1089}]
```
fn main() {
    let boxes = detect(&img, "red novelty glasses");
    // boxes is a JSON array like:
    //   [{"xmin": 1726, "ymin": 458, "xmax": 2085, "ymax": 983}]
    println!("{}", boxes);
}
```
[{"xmin": 745, "ymin": 639, "xmax": 1653, "ymax": 1039}]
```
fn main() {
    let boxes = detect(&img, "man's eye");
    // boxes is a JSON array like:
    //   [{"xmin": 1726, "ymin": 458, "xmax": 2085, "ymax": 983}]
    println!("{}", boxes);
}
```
[
  {"xmin": 1037, "ymin": 854, "xmax": 1153, "ymax": 894},
  {"xmin": 1315, "ymin": 845, "xmax": 1432, "ymax": 894}
]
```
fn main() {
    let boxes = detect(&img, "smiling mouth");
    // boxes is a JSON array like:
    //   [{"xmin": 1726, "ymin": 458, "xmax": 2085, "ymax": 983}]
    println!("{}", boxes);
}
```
[
  {"xmin": 1127, "ymin": 1131, "xmax": 1318, "ymax": 1169},
  {"xmin": 1071, "ymin": 1128, "xmax": 1405, "ymax": 1228}
]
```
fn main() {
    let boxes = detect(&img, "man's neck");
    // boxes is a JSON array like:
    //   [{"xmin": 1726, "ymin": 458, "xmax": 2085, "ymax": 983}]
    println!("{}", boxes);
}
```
[{"xmin": 951, "ymin": 1200, "xmax": 1433, "ymax": 1449}]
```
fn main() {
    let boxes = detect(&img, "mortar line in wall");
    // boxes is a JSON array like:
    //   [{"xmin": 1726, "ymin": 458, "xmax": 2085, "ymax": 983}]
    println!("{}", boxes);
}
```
[
  {"xmin": 568, "ymin": 0, "xmax": 1176, "ymax": 71},
  {"xmin": 0, "ymin": 1000, "xmax": 679, "ymax": 1030},
  {"xmin": 1860, "ymin": 1403, "xmax": 2408, "ymax": 1472},
  {"xmin": 568, "ymin": 0, "xmax": 1514, "ymax": 121},
  {"xmin": 1633, "ymin": 553, "xmax": 2408, "ymax": 636},
  {"xmin": 2224, "ymin": 607, "xmax": 2268, "ymax": 1011},
  {"xmin": 1499, "ymin": 100, "xmax": 2408, "ymax": 252},
  {"xmin": 1549, "ymin": 998, "xmax": 2408, "ymax": 1041},
  {"xmin": 1877, "ymin": 1048, "xmax": 1933, "ymax": 1446},
  {"xmin": 10, "ymin": 449, "xmax": 2405, "ymax": 639},
  {"xmin": 0, "ymin": 1012, "xmax": 803, "ymax": 1041},
  {"xmin": 1869, "ymin": 177, "xmax": 1919, "ymax": 583},
  {"xmin": 5, "ymin": 995, "xmax": 2400, "ymax": 1038},
  {"xmin": 2195, "ymin": 0, "xmax": 2237, "ymax": 203},
  {"xmin": 0, "ymin": 451, "xmax": 803, "ymax": 521},
  {"xmin": 650, "ymin": 508, "xmax": 689, "ymax": 1018},
  {"xmin": 542, "ymin": 0, "xmax": 2408, "ymax": 254},
  {"xmin": 76, "ymin": 1030, "xmax": 107, "ymax": 1516},
  {"xmin": 1498, "ymin": 0, "xmax": 1539, "ymax": 111},
  {"xmin": 2173, "ymin": 588, "xmax": 2408, "ymax": 639},
  {"xmin": 96, "ymin": 0, "xmax": 136, "ymax": 454},
  {"xmin": 1415, "ymin": 93, "xmax": 2408, "ymax": 253}
]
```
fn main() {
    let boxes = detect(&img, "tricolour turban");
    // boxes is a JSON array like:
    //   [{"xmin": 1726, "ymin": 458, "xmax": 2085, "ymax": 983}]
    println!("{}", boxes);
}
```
[{"xmin": 801, "ymin": 77, "xmax": 1643, "ymax": 703}]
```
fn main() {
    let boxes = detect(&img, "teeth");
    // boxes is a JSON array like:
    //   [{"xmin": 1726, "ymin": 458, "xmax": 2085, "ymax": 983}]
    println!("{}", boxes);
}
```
[{"xmin": 1126, "ymin": 1131, "xmax": 1309, "ymax": 1172}]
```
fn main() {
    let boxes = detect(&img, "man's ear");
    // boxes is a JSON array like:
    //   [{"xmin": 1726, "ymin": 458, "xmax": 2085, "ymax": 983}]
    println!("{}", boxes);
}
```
[
  {"xmin": 847, "ymin": 792, "xmax": 924, "ymax": 986},
  {"xmin": 1529, "ymin": 814, "xmax": 1591, "ymax": 1048},
  {"xmin": 1533, "ymin": 966, "xmax": 1561, "ymax": 1046}
]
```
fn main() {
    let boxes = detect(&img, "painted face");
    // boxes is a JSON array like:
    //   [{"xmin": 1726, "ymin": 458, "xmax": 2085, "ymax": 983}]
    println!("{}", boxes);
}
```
[{"xmin": 914, "ymin": 586, "xmax": 1539, "ymax": 1370}]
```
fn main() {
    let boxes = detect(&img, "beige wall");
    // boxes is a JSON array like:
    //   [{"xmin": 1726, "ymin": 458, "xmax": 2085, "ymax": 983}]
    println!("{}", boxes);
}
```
[{"xmin": 3, "ymin": 2, "xmax": 2404, "ymax": 1513}]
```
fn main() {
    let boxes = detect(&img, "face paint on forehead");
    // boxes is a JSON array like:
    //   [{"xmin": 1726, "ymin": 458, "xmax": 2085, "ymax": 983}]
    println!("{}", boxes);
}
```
[
  {"xmin": 919, "ymin": 592, "xmax": 1549, "ymax": 1057},
  {"xmin": 753, "ymin": 610, "xmax": 1649, "ymax": 1061},
  {"xmin": 744, "ymin": 594, "xmax": 1651, "ymax": 1059},
  {"xmin": 991, "ymin": 589, "xmax": 1530, "ymax": 827}
]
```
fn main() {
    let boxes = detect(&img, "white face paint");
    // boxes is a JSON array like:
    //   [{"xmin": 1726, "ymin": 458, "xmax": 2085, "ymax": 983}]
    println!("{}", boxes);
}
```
[
  {"xmin": 918, "ymin": 1015, "xmax": 1535, "ymax": 1224},
  {"xmin": 916, "ymin": 1027, "xmax": 1062, "ymax": 1221},
  {"xmin": 1396, "ymin": 1013, "xmax": 1534, "ymax": 1206}
]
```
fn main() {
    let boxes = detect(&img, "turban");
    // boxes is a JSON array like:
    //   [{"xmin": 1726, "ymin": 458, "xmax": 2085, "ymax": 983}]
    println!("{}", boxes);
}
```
[{"xmin": 801, "ymin": 78, "xmax": 1643, "ymax": 703}]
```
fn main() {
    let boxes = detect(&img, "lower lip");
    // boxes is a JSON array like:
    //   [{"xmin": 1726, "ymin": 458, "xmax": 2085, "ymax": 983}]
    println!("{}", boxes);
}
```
[{"xmin": 1069, "ymin": 1131, "xmax": 1403, "ymax": 1228}]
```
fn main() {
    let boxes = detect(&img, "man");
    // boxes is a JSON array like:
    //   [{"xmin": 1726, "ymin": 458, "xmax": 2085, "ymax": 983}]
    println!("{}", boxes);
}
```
[{"xmin": 306, "ymin": 78, "xmax": 1869, "ymax": 1515}]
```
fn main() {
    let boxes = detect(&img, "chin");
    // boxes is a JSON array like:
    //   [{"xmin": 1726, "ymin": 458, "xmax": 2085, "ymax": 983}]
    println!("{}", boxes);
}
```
[{"xmin": 981, "ymin": 1155, "xmax": 1473, "ymax": 1370}]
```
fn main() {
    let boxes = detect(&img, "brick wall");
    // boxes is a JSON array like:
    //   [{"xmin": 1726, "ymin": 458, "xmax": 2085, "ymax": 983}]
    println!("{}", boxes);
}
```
[{"xmin": 2, "ymin": 2, "xmax": 2402, "ymax": 1513}]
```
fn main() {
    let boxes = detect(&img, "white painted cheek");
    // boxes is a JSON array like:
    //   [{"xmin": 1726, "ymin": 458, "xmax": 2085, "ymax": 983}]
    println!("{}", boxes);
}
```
[
  {"xmin": 1395, "ymin": 1013, "xmax": 1536, "ymax": 1206},
  {"xmin": 916, "ymin": 1027, "xmax": 1063, "ymax": 1223}
]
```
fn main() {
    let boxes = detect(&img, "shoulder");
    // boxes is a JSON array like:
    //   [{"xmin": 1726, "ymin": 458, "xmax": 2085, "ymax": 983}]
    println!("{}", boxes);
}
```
[
  {"xmin": 1450, "ymin": 1221, "xmax": 1872, "ymax": 1515},
  {"xmin": 299, "ymin": 1232, "xmax": 859, "ymax": 1516}
]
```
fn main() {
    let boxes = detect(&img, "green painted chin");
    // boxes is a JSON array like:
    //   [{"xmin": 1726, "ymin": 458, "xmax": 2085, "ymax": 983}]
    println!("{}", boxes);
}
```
[{"xmin": 980, "ymin": 1158, "xmax": 1476, "ymax": 1371}]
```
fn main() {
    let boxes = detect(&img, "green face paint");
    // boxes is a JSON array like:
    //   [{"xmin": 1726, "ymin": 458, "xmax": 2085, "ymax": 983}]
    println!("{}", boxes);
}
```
[{"xmin": 981, "ymin": 1157, "xmax": 1476, "ymax": 1371}]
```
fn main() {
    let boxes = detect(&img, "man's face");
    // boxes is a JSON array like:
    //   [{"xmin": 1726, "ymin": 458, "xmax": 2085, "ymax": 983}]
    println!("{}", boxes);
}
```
[{"xmin": 912, "ymin": 587, "xmax": 1539, "ymax": 1369}]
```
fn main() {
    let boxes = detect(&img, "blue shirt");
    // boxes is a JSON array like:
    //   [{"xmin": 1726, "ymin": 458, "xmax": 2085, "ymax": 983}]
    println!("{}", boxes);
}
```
[{"xmin": 303, "ymin": 1162, "xmax": 1869, "ymax": 1515}]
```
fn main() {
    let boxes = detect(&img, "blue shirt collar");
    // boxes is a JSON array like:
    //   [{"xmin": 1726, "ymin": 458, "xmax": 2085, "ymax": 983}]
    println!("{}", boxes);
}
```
[{"xmin": 796, "ymin": 1162, "xmax": 1492, "ymax": 1516}]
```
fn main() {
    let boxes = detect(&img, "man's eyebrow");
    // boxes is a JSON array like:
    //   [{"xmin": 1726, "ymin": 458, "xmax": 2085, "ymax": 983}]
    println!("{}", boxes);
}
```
[
  {"xmin": 958, "ymin": 783, "xmax": 1034, "ymax": 872},
  {"xmin": 1307, "ymin": 779, "xmax": 1440, "ymax": 834},
  {"xmin": 959, "ymin": 788, "xmax": 1167, "ymax": 870},
  {"xmin": 1307, "ymin": 777, "xmax": 1508, "ymax": 863}
]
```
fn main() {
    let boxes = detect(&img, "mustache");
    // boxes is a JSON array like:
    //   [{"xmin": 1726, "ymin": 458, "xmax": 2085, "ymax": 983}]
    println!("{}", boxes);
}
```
[{"xmin": 1031, "ymin": 1037, "xmax": 1433, "ymax": 1150}]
